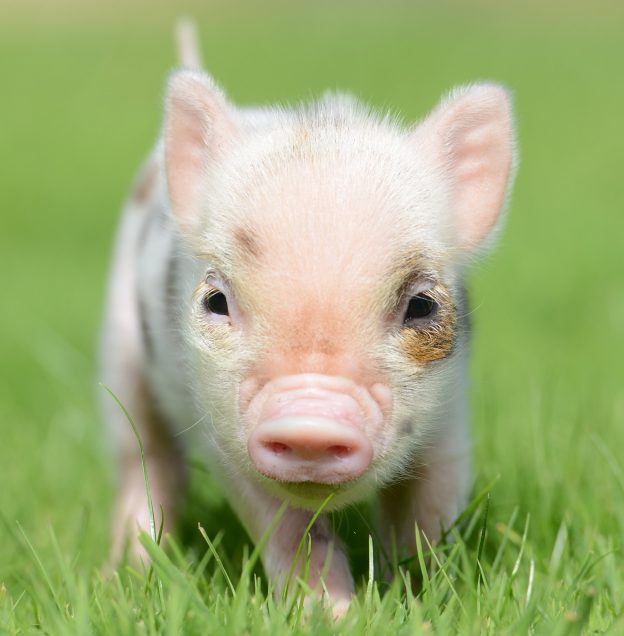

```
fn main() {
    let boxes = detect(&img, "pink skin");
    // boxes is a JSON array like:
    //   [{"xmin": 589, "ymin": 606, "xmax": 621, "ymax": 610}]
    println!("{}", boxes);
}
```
[{"xmin": 244, "ymin": 373, "xmax": 386, "ymax": 484}]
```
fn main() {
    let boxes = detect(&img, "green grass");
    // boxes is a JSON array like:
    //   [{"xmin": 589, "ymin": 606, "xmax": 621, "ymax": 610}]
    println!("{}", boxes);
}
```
[{"xmin": 1, "ymin": 2, "xmax": 623, "ymax": 633}]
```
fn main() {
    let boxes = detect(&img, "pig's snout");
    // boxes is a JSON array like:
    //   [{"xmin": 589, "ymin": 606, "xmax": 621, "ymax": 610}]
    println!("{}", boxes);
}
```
[
  {"xmin": 244, "ymin": 374, "xmax": 388, "ymax": 485},
  {"xmin": 249, "ymin": 416, "xmax": 373, "ymax": 484}
]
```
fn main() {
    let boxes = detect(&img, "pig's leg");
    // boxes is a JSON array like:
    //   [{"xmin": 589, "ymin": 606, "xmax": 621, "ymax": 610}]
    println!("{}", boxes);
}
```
[
  {"xmin": 223, "ymin": 477, "xmax": 354, "ymax": 616},
  {"xmin": 103, "ymin": 370, "xmax": 186, "ymax": 565},
  {"xmin": 378, "ymin": 419, "xmax": 470, "ymax": 562},
  {"xmin": 265, "ymin": 508, "xmax": 354, "ymax": 617},
  {"xmin": 101, "ymin": 161, "xmax": 186, "ymax": 565}
]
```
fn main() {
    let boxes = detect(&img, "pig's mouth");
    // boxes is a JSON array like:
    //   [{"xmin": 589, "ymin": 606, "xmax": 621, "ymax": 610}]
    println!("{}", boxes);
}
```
[
  {"xmin": 276, "ymin": 481, "xmax": 347, "ymax": 502},
  {"xmin": 261, "ymin": 476, "xmax": 373, "ymax": 511}
]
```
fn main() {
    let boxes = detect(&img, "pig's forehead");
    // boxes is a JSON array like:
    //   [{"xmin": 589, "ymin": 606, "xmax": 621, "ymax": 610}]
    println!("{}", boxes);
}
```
[{"xmin": 200, "ymin": 108, "xmax": 454, "ymax": 282}]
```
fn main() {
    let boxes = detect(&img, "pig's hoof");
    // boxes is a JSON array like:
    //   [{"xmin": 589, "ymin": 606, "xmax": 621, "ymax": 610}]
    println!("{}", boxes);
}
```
[
  {"xmin": 330, "ymin": 597, "xmax": 351, "ymax": 621},
  {"xmin": 300, "ymin": 591, "xmax": 352, "ymax": 621}
]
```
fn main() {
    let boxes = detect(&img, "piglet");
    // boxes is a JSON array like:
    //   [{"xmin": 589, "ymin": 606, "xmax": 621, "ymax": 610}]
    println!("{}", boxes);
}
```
[{"xmin": 100, "ymin": 22, "xmax": 516, "ymax": 614}]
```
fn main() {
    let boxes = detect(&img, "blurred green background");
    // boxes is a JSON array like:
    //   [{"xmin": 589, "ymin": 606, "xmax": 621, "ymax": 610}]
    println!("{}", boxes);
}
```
[{"xmin": 0, "ymin": 0, "xmax": 623, "ymax": 628}]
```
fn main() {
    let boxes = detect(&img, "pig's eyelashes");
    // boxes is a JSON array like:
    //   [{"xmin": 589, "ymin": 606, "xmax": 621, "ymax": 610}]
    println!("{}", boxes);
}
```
[
  {"xmin": 203, "ymin": 290, "xmax": 229, "ymax": 317},
  {"xmin": 402, "ymin": 294, "xmax": 438, "ymax": 325}
]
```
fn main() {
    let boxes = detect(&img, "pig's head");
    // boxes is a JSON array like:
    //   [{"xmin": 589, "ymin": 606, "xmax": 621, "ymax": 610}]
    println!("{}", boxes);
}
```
[{"xmin": 163, "ymin": 70, "xmax": 516, "ymax": 509}]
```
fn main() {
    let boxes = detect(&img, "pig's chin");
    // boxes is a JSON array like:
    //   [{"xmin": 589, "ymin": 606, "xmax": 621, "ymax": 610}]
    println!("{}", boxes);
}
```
[{"xmin": 256, "ymin": 475, "xmax": 374, "ymax": 511}]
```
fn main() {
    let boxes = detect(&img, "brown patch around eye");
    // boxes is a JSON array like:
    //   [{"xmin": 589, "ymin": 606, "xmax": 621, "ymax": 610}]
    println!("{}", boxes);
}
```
[
  {"xmin": 397, "ymin": 285, "xmax": 456, "ymax": 364},
  {"xmin": 234, "ymin": 226, "xmax": 262, "ymax": 260}
]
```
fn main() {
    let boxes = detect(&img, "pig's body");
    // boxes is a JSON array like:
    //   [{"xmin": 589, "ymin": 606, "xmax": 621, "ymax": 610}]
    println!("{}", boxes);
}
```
[{"xmin": 101, "ymin": 25, "xmax": 515, "ymax": 614}]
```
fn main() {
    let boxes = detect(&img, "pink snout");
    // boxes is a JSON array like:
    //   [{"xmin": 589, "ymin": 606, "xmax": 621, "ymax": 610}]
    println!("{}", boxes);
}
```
[{"xmin": 248, "ymin": 416, "xmax": 373, "ymax": 484}]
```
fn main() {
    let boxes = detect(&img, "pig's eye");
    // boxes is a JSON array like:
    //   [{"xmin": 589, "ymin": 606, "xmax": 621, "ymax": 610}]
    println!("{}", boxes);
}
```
[
  {"xmin": 203, "ymin": 291, "xmax": 229, "ymax": 316},
  {"xmin": 403, "ymin": 294, "xmax": 437, "ymax": 324}
]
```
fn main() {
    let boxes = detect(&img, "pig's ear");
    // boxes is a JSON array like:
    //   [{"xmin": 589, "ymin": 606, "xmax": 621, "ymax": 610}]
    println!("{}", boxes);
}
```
[
  {"xmin": 164, "ymin": 70, "xmax": 238, "ymax": 234},
  {"xmin": 416, "ymin": 83, "xmax": 516, "ymax": 253}
]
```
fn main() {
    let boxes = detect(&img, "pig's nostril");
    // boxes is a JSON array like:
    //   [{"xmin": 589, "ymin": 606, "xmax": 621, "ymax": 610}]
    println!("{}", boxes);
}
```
[
  {"xmin": 264, "ymin": 441, "xmax": 291, "ymax": 454},
  {"xmin": 249, "ymin": 416, "xmax": 374, "ymax": 484},
  {"xmin": 328, "ymin": 445, "xmax": 351, "ymax": 458}
]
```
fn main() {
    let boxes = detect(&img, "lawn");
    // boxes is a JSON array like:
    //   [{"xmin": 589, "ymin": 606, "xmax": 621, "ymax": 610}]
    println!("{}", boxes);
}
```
[{"xmin": 1, "ymin": 1, "xmax": 623, "ymax": 633}]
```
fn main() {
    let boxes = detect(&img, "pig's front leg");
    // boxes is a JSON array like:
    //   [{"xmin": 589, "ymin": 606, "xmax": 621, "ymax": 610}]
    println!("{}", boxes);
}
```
[
  {"xmin": 225, "ymin": 477, "xmax": 354, "ymax": 616},
  {"xmin": 378, "ymin": 418, "xmax": 471, "ymax": 561},
  {"xmin": 265, "ymin": 507, "xmax": 354, "ymax": 617},
  {"xmin": 104, "ymin": 371, "xmax": 187, "ymax": 566}
]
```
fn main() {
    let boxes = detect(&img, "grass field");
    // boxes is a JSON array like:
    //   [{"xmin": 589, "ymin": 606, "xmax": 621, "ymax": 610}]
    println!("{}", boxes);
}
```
[{"xmin": 1, "ymin": 1, "xmax": 623, "ymax": 633}]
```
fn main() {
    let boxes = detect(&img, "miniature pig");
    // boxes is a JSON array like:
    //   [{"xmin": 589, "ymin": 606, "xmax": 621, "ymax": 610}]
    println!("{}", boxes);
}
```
[{"xmin": 100, "ymin": 23, "xmax": 515, "ymax": 614}]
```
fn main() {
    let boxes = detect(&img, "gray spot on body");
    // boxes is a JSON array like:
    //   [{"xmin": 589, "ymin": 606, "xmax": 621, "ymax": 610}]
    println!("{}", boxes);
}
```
[
  {"xmin": 164, "ymin": 247, "xmax": 181, "ymax": 336},
  {"xmin": 137, "ymin": 293, "xmax": 155, "ymax": 361},
  {"xmin": 456, "ymin": 284, "xmax": 471, "ymax": 340}
]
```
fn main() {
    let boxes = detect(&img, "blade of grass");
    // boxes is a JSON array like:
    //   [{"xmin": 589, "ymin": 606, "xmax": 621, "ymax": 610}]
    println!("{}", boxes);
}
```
[
  {"xmin": 422, "ymin": 532, "xmax": 466, "ymax": 616},
  {"xmin": 366, "ymin": 534, "xmax": 375, "ymax": 606},
  {"xmin": 474, "ymin": 493, "xmax": 490, "ymax": 585},
  {"xmin": 138, "ymin": 532, "xmax": 207, "ymax": 612},
  {"xmin": 15, "ymin": 521, "xmax": 62, "ymax": 612},
  {"xmin": 414, "ymin": 524, "xmax": 433, "ymax": 608},
  {"xmin": 198, "ymin": 523, "xmax": 235, "ymax": 597},
  {"xmin": 145, "ymin": 504, "xmax": 166, "ymax": 592},
  {"xmin": 548, "ymin": 519, "xmax": 567, "ymax": 577}
]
